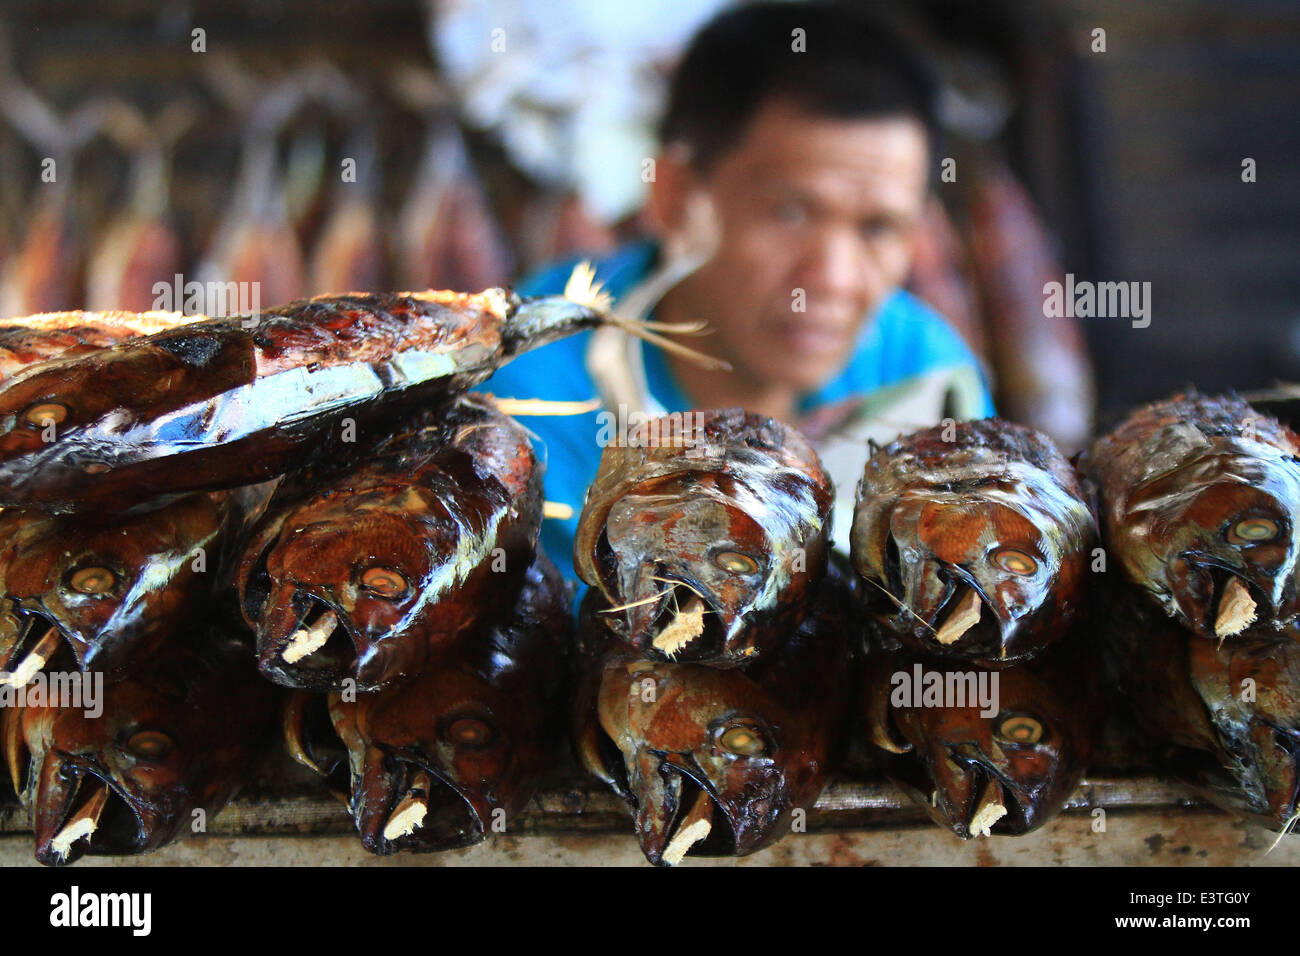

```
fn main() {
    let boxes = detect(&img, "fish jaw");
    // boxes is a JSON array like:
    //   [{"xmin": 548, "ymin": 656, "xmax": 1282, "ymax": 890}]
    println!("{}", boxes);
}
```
[
  {"xmin": 31, "ymin": 755, "xmax": 149, "ymax": 866},
  {"xmin": 256, "ymin": 587, "xmax": 424, "ymax": 692},
  {"xmin": 629, "ymin": 750, "xmax": 733, "ymax": 866},
  {"xmin": 1165, "ymin": 559, "xmax": 1272, "ymax": 640},
  {"xmin": 923, "ymin": 751, "xmax": 1019, "ymax": 839},
  {"xmin": 353, "ymin": 752, "xmax": 488, "ymax": 854}
]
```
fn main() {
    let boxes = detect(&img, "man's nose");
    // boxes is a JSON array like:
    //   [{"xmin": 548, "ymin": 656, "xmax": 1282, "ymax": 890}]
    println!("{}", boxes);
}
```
[{"xmin": 795, "ymin": 227, "xmax": 874, "ymax": 303}]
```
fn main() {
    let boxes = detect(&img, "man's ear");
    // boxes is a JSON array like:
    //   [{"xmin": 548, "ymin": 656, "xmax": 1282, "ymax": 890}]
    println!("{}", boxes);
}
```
[{"xmin": 644, "ymin": 143, "xmax": 697, "ymax": 236}]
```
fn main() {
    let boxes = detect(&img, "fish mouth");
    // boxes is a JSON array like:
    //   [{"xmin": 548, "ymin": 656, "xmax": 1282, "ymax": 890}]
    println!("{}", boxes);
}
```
[
  {"xmin": 635, "ymin": 758, "xmax": 738, "ymax": 866},
  {"xmin": 357, "ymin": 755, "xmax": 485, "ymax": 854},
  {"xmin": 626, "ymin": 579, "xmax": 728, "ymax": 664},
  {"xmin": 1181, "ymin": 718, "xmax": 1300, "ymax": 831},
  {"xmin": 259, "ymin": 592, "xmax": 413, "ymax": 692},
  {"xmin": 32, "ymin": 760, "xmax": 146, "ymax": 866},
  {"xmin": 891, "ymin": 754, "xmax": 1031, "ymax": 839},
  {"xmin": 0, "ymin": 609, "xmax": 78, "ymax": 684},
  {"xmin": 920, "ymin": 577, "xmax": 1020, "ymax": 663},
  {"xmin": 1196, "ymin": 566, "xmax": 1266, "ymax": 640}
]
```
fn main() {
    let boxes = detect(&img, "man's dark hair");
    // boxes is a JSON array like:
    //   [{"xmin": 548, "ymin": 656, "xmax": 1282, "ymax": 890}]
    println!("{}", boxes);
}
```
[{"xmin": 659, "ymin": 1, "xmax": 938, "ymax": 172}]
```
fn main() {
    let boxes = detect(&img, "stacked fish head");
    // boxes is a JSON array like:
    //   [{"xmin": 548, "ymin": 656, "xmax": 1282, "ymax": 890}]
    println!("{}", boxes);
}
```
[
  {"xmin": 1105, "ymin": 594, "xmax": 1300, "ymax": 833},
  {"xmin": 576, "ymin": 408, "xmax": 833, "ymax": 667},
  {"xmin": 0, "ymin": 494, "xmax": 226, "ymax": 682},
  {"xmin": 285, "ymin": 554, "xmax": 570, "ymax": 853},
  {"xmin": 863, "ymin": 639, "xmax": 1098, "ymax": 838},
  {"xmin": 1091, "ymin": 395, "xmax": 1300, "ymax": 641},
  {"xmin": 3, "ymin": 634, "xmax": 272, "ymax": 865},
  {"xmin": 240, "ymin": 398, "xmax": 542, "ymax": 692},
  {"xmin": 852, "ymin": 419, "xmax": 1096, "ymax": 667},
  {"xmin": 579, "ymin": 652, "xmax": 820, "ymax": 864},
  {"xmin": 574, "ymin": 563, "xmax": 857, "ymax": 865}
]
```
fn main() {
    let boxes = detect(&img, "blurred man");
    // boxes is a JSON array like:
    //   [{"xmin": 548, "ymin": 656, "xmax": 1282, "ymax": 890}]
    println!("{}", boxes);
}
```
[{"xmin": 480, "ymin": 1, "xmax": 993, "ymax": 580}]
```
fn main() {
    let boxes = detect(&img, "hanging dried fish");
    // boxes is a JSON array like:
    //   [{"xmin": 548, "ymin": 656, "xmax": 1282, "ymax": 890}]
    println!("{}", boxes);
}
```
[
  {"xmin": 573, "ymin": 561, "xmax": 859, "ymax": 865},
  {"xmin": 862, "ymin": 635, "xmax": 1099, "ymax": 838},
  {"xmin": 307, "ymin": 120, "xmax": 388, "ymax": 295},
  {"xmin": 1105, "ymin": 591, "xmax": 1300, "ymax": 832},
  {"xmin": 851, "ymin": 418, "xmax": 1096, "ymax": 667},
  {"xmin": 0, "ymin": 265, "xmax": 717, "ymax": 513},
  {"xmin": 395, "ymin": 110, "xmax": 513, "ymax": 294},
  {"xmin": 0, "ymin": 492, "xmax": 229, "ymax": 683},
  {"xmin": 3, "ymin": 630, "xmax": 273, "ymax": 865},
  {"xmin": 86, "ymin": 99, "xmax": 192, "ymax": 313},
  {"xmin": 1087, "ymin": 392, "xmax": 1300, "ymax": 641},
  {"xmin": 575, "ymin": 408, "xmax": 833, "ymax": 666},
  {"xmin": 239, "ymin": 394, "xmax": 542, "ymax": 691},
  {"xmin": 284, "ymin": 553, "xmax": 571, "ymax": 853}
]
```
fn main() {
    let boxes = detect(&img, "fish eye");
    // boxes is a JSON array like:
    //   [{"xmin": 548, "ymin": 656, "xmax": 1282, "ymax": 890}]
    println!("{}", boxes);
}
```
[
  {"xmin": 360, "ymin": 566, "xmax": 408, "ymax": 599},
  {"xmin": 993, "ymin": 548, "xmax": 1038, "ymax": 576},
  {"xmin": 67, "ymin": 566, "xmax": 117, "ymax": 596},
  {"xmin": 1229, "ymin": 518, "xmax": 1279, "ymax": 544},
  {"xmin": 125, "ymin": 730, "xmax": 175, "ymax": 761},
  {"xmin": 444, "ymin": 717, "xmax": 494, "ymax": 749},
  {"xmin": 719, "ymin": 724, "xmax": 770, "ymax": 757},
  {"xmin": 22, "ymin": 402, "xmax": 67, "ymax": 427},
  {"xmin": 714, "ymin": 551, "xmax": 760, "ymax": 575},
  {"xmin": 996, "ymin": 714, "xmax": 1044, "ymax": 745}
]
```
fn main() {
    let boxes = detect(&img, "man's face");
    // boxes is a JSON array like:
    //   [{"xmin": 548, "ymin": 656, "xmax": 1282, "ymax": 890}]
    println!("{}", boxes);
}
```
[{"xmin": 665, "ymin": 98, "xmax": 930, "ymax": 392}]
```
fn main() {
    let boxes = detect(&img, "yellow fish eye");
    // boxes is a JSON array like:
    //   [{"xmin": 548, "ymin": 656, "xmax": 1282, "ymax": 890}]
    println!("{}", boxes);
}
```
[
  {"xmin": 993, "ymin": 548, "xmax": 1038, "ymax": 576},
  {"xmin": 714, "ymin": 551, "xmax": 759, "ymax": 574},
  {"xmin": 360, "ymin": 567, "xmax": 408, "ymax": 598},
  {"xmin": 446, "ymin": 717, "xmax": 493, "ymax": 748},
  {"xmin": 126, "ymin": 730, "xmax": 175, "ymax": 761},
  {"xmin": 997, "ymin": 714, "xmax": 1044, "ymax": 745},
  {"xmin": 1230, "ymin": 519, "xmax": 1279, "ymax": 544},
  {"xmin": 719, "ymin": 725, "xmax": 769, "ymax": 756},
  {"xmin": 68, "ymin": 566, "xmax": 116, "ymax": 595},
  {"xmin": 23, "ymin": 402, "xmax": 67, "ymax": 427}
]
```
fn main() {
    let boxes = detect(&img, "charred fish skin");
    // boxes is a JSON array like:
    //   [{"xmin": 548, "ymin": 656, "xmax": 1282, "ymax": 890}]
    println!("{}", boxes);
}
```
[
  {"xmin": 850, "ymin": 418, "xmax": 1096, "ymax": 668},
  {"xmin": 1103, "ymin": 590, "xmax": 1300, "ymax": 832},
  {"xmin": 0, "ymin": 492, "xmax": 232, "ymax": 683},
  {"xmin": 0, "ymin": 286, "xmax": 613, "ymax": 514},
  {"xmin": 1087, "ymin": 391, "xmax": 1300, "ymax": 641},
  {"xmin": 862, "ymin": 629, "xmax": 1100, "ymax": 839},
  {"xmin": 575, "ymin": 408, "xmax": 834, "ymax": 667},
  {"xmin": 573, "ymin": 561, "xmax": 859, "ymax": 866},
  {"xmin": 239, "ymin": 395, "xmax": 543, "ymax": 692},
  {"xmin": 285, "ymin": 552, "xmax": 571, "ymax": 855},
  {"xmin": 4, "ymin": 629, "xmax": 273, "ymax": 866}
]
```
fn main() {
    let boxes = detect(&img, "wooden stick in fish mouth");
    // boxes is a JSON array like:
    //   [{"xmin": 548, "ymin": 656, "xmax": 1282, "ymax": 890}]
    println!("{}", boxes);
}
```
[
  {"xmin": 968, "ymin": 777, "xmax": 1007, "ymax": 838},
  {"xmin": 485, "ymin": 396, "xmax": 603, "ymax": 417},
  {"xmin": 563, "ymin": 262, "xmax": 731, "ymax": 372},
  {"xmin": 935, "ymin": 586, "xmax": 982, "ymax": 646},
  {"xmin": 649, "ymin": 578, "xmax": 710, "ymax": 658},
  {"xmin": 661, "ymin": 786, "xmax": 714, "ymax": 866},
  {"xmin": 383, "ymin": 768, "xmax": 433, "ymax": 842},
  {"xmin": 283, "ymin": 608, "xmax": 338, "ymax": 664},
  {"xmin": 1215, "ymin": 577, "xmax": 1257, "ymax": 640},
  {"xmin": 1, "ymin": 625, "xmax": 63, "ymax": 687},
  {"xmin": 49, "ymin": 779, "xmax": 111, "ymax": 862},
  {"xmin": 542, "ymin": 501, "xmax": 574, "ymax": 520}
]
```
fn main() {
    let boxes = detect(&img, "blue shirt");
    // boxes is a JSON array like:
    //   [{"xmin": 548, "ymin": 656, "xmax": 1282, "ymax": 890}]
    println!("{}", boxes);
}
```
[{"xmin": 477, "ymin": 240, "xmax": 994, "ymax": 584}]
